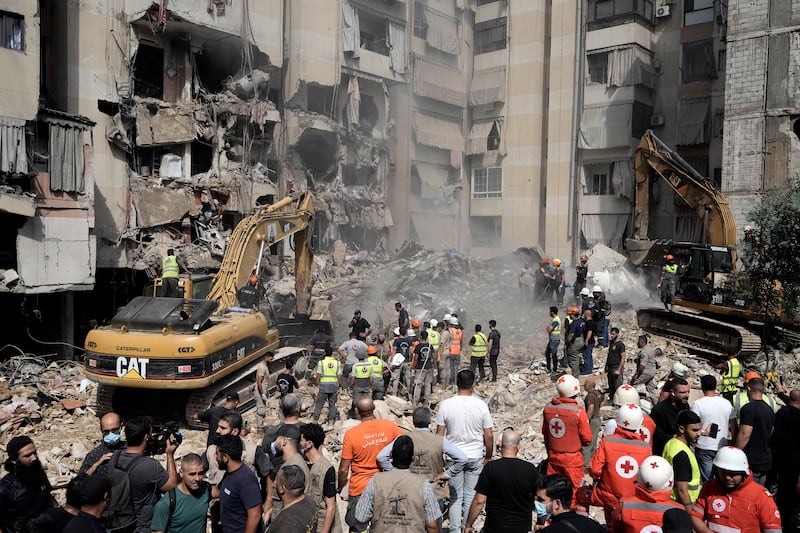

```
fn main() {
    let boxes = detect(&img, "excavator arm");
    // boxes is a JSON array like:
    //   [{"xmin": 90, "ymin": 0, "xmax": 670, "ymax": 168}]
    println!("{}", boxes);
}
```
[
  {"xmin": 627, "ymin": 130, "xmax": 737, "ymax": 266},
  {"xmin": 206, "ymin": 193, "xmax": 315, "ymax": 312}
]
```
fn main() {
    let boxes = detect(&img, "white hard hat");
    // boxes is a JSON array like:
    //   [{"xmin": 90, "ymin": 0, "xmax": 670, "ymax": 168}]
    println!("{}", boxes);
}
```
[
  {"xmin": 744, "ymin": 225, "xmax": 753, "ymax": 232},
  {"xmin": 671, "ymin": 362, "xmax": 689, "ymax": 378},
  {"xmin": 713, "ymin": 446, "xmax": 749, "ymax": 473},
  {"xmin": 637, "ymin": 456, "xmax": 674, "ymax": 492},
  {"xmin": 407, "ymin": 328, "xmax": 416, "ymax": 337},
  {"xmin": 448, "ymin": 317, "xmax": 459, "ymax": 325},
  {"xmin": 429, "ymin": 319, "xmax": 438, "ymax": 328},
  {"xmin": 580, "ymin": 287, "xmax": 591, "ymax": 296},
  {"xmin": 616, "ymin": 403, "xmax": 644, "ymax": 432},
  {"xmin": 592, "ymin": 285, "xmax": 602, "ymax": 293},
  {"xmin": 443, "ymin": 313, "xmax": 452, "ymax": 321},
  {"xmin": 393, "ymin": 327, "xmax": 400, "ymax": 336},
  {"xmin": 391, "ymin": 353, "xmax": 405, "ymax": 366},
  {"xmin": 556, "ymin": 374, "xmax": 580, "ymax": 398},
  {"xmin": 613, "ymin": 384, "xmax": 640, "ymax": 406}
]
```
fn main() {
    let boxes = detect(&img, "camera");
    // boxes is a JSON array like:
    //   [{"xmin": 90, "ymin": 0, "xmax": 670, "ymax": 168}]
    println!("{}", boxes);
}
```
[{"xmin": 146, "ymin": 422, "xmax": 183, "ymax": 455}]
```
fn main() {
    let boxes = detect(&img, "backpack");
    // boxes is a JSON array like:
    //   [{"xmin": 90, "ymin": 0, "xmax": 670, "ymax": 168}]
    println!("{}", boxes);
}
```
[
  {"xmin": 104, "ymin": 451, "xmax": 146, "ymax": 532},
  {"xmin": 164, "ymin": 482, "xmax": 212, "ymax": 532}
]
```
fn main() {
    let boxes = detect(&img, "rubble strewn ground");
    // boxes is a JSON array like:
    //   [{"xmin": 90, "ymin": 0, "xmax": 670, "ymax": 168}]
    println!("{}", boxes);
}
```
[{"xmin": 1, "ymin": 243, "xmax": 798, "ymax": 521}]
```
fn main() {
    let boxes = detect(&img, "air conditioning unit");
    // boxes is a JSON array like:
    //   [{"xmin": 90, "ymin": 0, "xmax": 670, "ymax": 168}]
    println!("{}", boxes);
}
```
[
  {"xmin": 650, "ymin": 114, "xmax": 665, "ymax": 127},
  {"xmin": 656, "ymin": 5, "xmax": 671, "ymax": 18}
]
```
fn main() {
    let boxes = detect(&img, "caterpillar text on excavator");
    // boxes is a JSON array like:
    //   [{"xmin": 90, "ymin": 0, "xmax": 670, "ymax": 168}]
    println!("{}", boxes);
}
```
[
  {"xmin": 83, "ymin": 193, "xmax": 330, "ymax": 427},
  {"xmin": 626, "ymin": 130, "xmax": 798, "ymax": 359}
]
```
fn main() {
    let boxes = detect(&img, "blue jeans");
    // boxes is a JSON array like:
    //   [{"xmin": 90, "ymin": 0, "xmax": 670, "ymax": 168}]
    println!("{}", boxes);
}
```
[
  {"xmin": 696, "ymin": 448, "xmax": 717, "ymax": 482},
  {"xmin": 602, "ymin": 317, "xmax": 610, "ymax": 347},
  {"xmin": 582, "ymin": 344, "xmax": 594, "ymax": 375},
  {"xmin": 545, "ymin": 338, "xmax": 560, "ymax": 372},
  {"xmin": 447, "ymin": 457, "xmax": 483, "ymax": 531}
]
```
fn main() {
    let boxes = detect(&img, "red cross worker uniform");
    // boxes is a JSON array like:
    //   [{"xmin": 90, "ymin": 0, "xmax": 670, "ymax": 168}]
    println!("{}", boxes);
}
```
[{"xmin": 613, "ymin": 455, "xmax": 684, "ymax": 533}]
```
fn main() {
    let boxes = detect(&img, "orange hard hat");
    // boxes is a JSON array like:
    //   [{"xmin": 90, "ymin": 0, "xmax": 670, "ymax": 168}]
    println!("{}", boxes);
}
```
[
  {"xmin": 541, "ymin": 257, "xmax": 550, "ymax": 264},
  {"xmin": 665, "ymin": 254, "xmax": 674, "ymax": 261},
  {"xmin": 744, "ymin": 371, "xmax": 761, "ymax": 383},
  {"xmin": 249, "ymin": 275, "xmax": 258, "ymax": 283},
  {"xmin": 411, "ymin": 319, "xmax": 421, "ymax": 328},
  {"xmin": 367, "ymin": 346, "xmax": 377, "ymax": 355},
  {"xmin": 568, "ymin": 306, "xmax": 580, "ymax": 315}
]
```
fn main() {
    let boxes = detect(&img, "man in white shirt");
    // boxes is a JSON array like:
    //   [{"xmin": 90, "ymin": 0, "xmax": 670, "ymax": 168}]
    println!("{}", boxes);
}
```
[
  {"xmin": 338, "ymin": 331, "xmax": 368, "ymax": 381},
  {"xmin": 436, "ymin": 369, "xmax": 494, "ymax": 533},
  {"xmin": 690, "ymin": 374, "xmax": 734, "ymax": 482}
]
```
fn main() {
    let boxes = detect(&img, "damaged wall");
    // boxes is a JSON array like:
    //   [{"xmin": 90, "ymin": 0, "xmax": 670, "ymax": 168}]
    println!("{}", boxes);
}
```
[
  {"xmin": 284, "ymin": 0, "xmax": 340, "ymax": 103},
  {"xmin": 0, "ymin": 0, "xmax": 40, "ymax": 121}
]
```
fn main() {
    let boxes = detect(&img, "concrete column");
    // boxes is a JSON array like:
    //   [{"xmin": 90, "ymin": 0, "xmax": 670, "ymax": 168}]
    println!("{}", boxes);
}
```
[
  {"xmin": 62, "ymin": 291, "xmax": 75, "ymax": 360},
  {"xmin": 388, "ymin": 87, "xmax": 411, "ymax": 250}
]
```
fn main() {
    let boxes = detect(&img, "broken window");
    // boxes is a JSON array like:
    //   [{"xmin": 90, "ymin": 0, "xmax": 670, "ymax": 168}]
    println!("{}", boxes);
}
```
[
  {"xmin": 359, "ymin": 94, "xmax": 379, "ymax": 133},
  {"xmin": 717, "ymin": 49, "xmax": 726, "ymax": 71},
  {"xmin": 588, "ymin": 0, "xmax": 654, "ymax": 29},
  {"xmin": 135, "ymin": 144, "xmax": 184, "ymax": 178},
  {"xmin": 682, "ymin": 39, "xmax": 717, "ymax": 83},
  {"xmin": 134, "ymin": 44, "xmax": 164, "ymax": 98},
  {"xmin": 587, "ymin": 52, "xmax": 609, "ymax": 85},
  {"xmin": 632, "ymin": 101, "xmax": 653, "ymax": 139},
  {"xmin": 194, "ymin": 42, "xmax": 242, "ymax": 93},
  {"xmin": 472, "ymin": 167, "xmax": 502, "ymax": 199},
  {"xmin": 343, "ymin": 164, "xmax": 374, "ymax": 187},
  {"xmin": 307, "ymin": 85, "xmax": 335, "ymax": 115},
  {"xmin": 0, "ymin": 11, "xmax": 23, "ymax": 51},
  {"xmin": 359, "ymin": 9, "xmax": 390, "ymax": 56},
  {"xmin": 584, "ymin": 164, "xmax": 612, "ymax": 195},
  {"xmin": 475, "ymin": 18, "xmax": 506, "ymax": 55},
  {"xmin": 191, "ymin": 141, "xmax": 212, "ymax": 176},
  {"xmin": 470, "ymin": 216, "xmax": 502, "ymax": 247},
  {"xmin": 684, "ymin": 0, "xmax": 714, "ymax": 26},
  {"xmin": 413, "ymin": 2, "xmax": 427, "ymax": 39}
]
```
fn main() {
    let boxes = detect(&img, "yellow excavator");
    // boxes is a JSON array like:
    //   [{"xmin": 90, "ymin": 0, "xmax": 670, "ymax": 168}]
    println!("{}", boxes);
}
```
[
  {"xmin": 83, "ymin": 193, "xmax": 328, "ymax": 425},
  {"xmin": 626, "ymin": 130, "xmax": 769, "ymax": 358}
]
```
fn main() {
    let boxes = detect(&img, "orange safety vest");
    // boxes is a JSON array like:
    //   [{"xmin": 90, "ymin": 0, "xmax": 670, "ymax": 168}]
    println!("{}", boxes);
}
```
[
  {"xmin": 542, "ymin": 397, "xmax": 593, "ymax": 456},
  {"xmin": 691, "ymin": 475, "xmax": 783, "ymax": 532},
  {"xmin": 614, "ymin": 486, "xmax": 684, "ymax": 533},
  {"xmin": 449, "ymin": 328, "xmax": 463, "ymax": 355},
  {"xmin": 640, "ymin": 415, "xmax": 656, "ymax": 446},
  {"xmin": 589, "ymin": 429, "xmax": 652, "ymax": 512}
]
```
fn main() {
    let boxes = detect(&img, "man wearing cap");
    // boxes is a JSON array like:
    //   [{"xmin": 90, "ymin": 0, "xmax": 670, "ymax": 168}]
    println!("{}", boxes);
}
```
[
  {"xmin": 348, "ymin": 310, "xmax": 372, "ymax": 343},
  {"xmin": 64, "ymin": 474, "xmax": 112, "ymax": 533},
  {"xmin": 732, "ymin": 371, "xmax": 778, "ymax": 425},
  {"xmin": 313, "ymin": 347, "xmax": 341, "ymax": 424},
  {"xmin": 193, "ymin": 392, "xmax": 240, "ymax": 448},
  {"xmin": 266, "ymin": 424, "xmax": 310, "ymax": 522},
  {"xmin": 0, "ymin": 436, "xmax": 55, "ymax": 532},
  {"xmin": 691, "ymin": 375, "xmax": 734, "ymax": 482},
  {"xmin": 691, "ymin": 446, "xmax": 781, "ymax": 533},
  {"xmin": 237, "ymin": 275, "xmax": 261, "ymax": 309},
  {"xmin": 735, "ymin": 377, "xmax": 775, "ymax": 486},
  {"xmin": 662, "ymin": 410, "xmax": 702, "ymax": 511}
]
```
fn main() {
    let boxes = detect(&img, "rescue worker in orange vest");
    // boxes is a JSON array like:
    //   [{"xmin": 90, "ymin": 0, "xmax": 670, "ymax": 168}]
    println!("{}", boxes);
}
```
[
  {"xmin": 612, "ymin": 455, "xmax": 685, "ymax": 533},
  {"xmin": 446, "ymin": 316, "xmax": 463, "ymax": 387},
  {"xmin": 543, "ymin": 374, "xmax": 593, "ymax": 505},
  {"xmin": 603, "ymin": 384, "xmax": 657, "ymax": 447},
  {"xmin": 583, "ymin": 404, "xmax": 652, "ymax": 525},
  {"xmin": 690, "ymin": 446, "xmax": 782, "ymax": 533}
]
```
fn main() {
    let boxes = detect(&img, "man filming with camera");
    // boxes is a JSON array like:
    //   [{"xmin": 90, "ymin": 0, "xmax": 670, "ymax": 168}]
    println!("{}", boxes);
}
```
[{"xmin": 112, "ymin": 416, "xmax": 180, "ymax": 533}]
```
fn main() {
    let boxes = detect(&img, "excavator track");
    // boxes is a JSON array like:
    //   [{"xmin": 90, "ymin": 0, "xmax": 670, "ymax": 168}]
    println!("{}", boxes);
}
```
[
  {"xmin": 637, "ymin": 308, "xmax": 762, "ymax": 360},
  {"xmin": 185, "ymin": 346, "xmax": 307, "ymax": 429}
]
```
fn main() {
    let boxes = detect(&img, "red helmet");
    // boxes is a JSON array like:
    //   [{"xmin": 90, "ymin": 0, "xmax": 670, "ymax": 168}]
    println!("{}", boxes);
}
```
[
  {"xmin": 580, "ymin": 255, "xmax": 588, "ymax": 263},
  {"xmin": 541, "ymin": 257, "xmax": 550, "ymax": 265},
  {"xmin": 249, "ymin": 275, "xmax": 258, "ymax": 284},
  {"xmin": 665, "ymin": 254, "xmax": 674, "ymax": 261}
]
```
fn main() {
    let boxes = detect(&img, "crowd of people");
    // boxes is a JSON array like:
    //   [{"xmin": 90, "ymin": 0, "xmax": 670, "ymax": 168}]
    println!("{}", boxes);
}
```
[{"xmin": 0, "ymin": 297, "xmax": 798, "ymax": 533}]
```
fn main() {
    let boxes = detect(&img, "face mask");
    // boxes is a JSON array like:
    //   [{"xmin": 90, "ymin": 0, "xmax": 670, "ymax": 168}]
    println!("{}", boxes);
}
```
[
  {"xmin": 534, "ymin": 501, "xmax": 551, "ymax": 521},
  {"xmin": 103, "ymin": 432, "xmax": 121, "ymax": 447},
  {"xmin": 270, "ymin": 441, "xmax": 283, "ymax": 457},
  {"xmin": 299, "ymin": 445, "xmax": 307, "ymax": 457}
]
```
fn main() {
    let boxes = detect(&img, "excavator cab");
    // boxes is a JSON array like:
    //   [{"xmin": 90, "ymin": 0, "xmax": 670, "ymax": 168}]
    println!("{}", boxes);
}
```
[
  {"xmin": 670, "ymin": 244, "xmax": 734, "ymax": 305},
  {"xmin": 147, "ymin": 274, "xmax": 214, "ymax": 299}
]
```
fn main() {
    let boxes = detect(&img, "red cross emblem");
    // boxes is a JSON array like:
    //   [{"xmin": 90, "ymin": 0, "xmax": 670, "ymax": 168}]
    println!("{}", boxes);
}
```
[
  {"xmin": 615, "ymin": 455, "xmax": 639, "ymax": 479},
  {"xmin": 650, "ymin": 461, "xmax": 659, "ymax": 469},
  {"xmin": 638, "ymin": 526, "xmax": 662, "ymax": 533},
  {"xmin": 712, "ymin": 498, "xmax": 727, "ymax": 513},
  {"xmin": 640, "ymin": 427, "xmax": 651, "ymax": 442},
  {"xmin": 549, "ymin": 418, "xmax": 566, "ymax": 438}
]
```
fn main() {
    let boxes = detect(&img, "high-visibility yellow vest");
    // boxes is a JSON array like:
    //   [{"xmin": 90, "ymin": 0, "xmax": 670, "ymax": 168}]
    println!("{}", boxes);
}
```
[
  {"xmin": 471, "ymin": 332, "xmax": 488, "ymax": 358},
  {"xmin": 721, "ymin": 358, "xmax": 741, "ymax": 393},
  {"xmin": 319, "ymin": 357, "xmax": 339, "ymax": 383},
  {"xmin": 427, "ymin": 329, "xmax": 440, "ymax": 351},
  {"xmin": 550, "ymin": 315, "xmax": 562, "ymax": 338},
  {"xmin": 368, "ymin": 355, "xmax": 384, "ymax": 379},
  {"xmin": 663, "ymin": 437, "xmax": 701, "ymax": 503},
  {"xmin": 353, "ymin": 361, "xmax": 372, "ymax": 382},
  {"xmin": 665, "ymin": 264, "xmax": 678, "ymax": 274},
  {"xmin": 733, "ymin": 392, "xmax": 777, "ymax": 422},
  {"xmin": 162, "ymin": 255, "xmax": 179, "ymax": 278}
]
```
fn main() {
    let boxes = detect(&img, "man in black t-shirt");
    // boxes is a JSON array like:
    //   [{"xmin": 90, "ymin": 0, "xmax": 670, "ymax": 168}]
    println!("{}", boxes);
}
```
[
  {"xmin": 276, "ymin": 360, "xmax": 300, "ymax": 398},
  {"xmin": 193, "ymin": 393, "xmax": 240, "ymax": 447},
  {"xmin": 411, "ymin": 331, "xmax": 435, "ymax": 405},
  {"xmin": 464, "ymin": 430, "xmax": 540, "ymax": 533},
  {"xmin": 581, "ymin": 309, "xmax": 597, "ymax": 375},
  {"xmin": 214, "ymin": 435, "xmax": 263, "ymax": 533},
  {"xmin": 606, "ymin": 327, "xmax": 626, "ymax": 400},
  {"xmin": 736, "ymin": 378, "xmax": 775, "ymax": 486},
  {"xmin": 348, "ymin": 310, "xmax": 372, "ymax": 342},
  {"xmin": 266, "ymin": 465, "xmax": 317, "ymax": 532},
  {"xmin": 0, "ymin": 436, "xmax": 55, "ymax": 533},
  {"xmin": 487, "ymin": 320, "xmax": 501, "ymax": 382}
]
